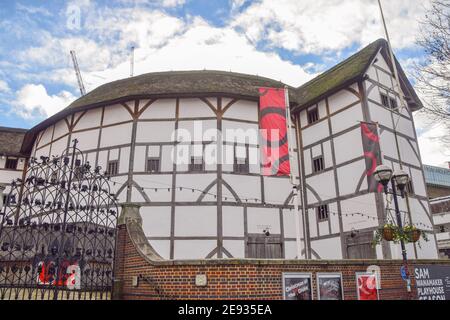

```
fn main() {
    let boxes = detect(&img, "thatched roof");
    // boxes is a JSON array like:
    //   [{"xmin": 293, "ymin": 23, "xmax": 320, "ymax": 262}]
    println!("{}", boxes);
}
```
[
  {"xmin": 20, "ymin": 38, "xmax": 422, "ymax": 154},
  {"xmin": 0, "ymin": 127, "xmax": 27, "ymax": 157}
]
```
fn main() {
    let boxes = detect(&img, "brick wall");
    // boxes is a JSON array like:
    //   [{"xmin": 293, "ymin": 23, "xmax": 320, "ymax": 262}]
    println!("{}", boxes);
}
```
[{"xmin": 113, "ymin": 224, "xmax": 450, "ymax": 300}]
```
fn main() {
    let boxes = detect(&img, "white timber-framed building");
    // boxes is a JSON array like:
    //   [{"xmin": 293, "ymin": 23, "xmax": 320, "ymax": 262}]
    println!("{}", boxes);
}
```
[{"xmin": 0, "ymin": 39, "xmax": 439, "ymax": 260}]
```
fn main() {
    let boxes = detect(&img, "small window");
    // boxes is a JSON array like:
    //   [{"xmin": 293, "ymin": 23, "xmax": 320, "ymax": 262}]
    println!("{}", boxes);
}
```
[
  {"xmin": 189, "ymin": 156, "xmax": 204, "ymax": 172},
  {"xmin": 389, "ymin": 97, "xmax": 398, "ymax": 109},
  {"xmin": 147, "ymin": 158, "xmax": 160, "ymax": 173},
  {"xmin": 380, "ymin": 93, "xmax": 389, "ymax": 108},
  {"xmin": 5, "ymin": 158, "xmax": 18, "ymax": 170},
  {"xmin": 234, "ymin": 146, "xmax": 249, "ymax": 174},
  {"xmin": 317, "ymin": 205, "xmax": 329, "ymax": 221},
  {"xmin": 106, "ymin": 160, "xmax": 119, "ymax": 176},
  {"xmin": 313, "ymin": 156, "xmax": 324, "ymax": 173},
  {"xmin": 307, "ymin": 107, "xmax": 319, "ymax": 124}
]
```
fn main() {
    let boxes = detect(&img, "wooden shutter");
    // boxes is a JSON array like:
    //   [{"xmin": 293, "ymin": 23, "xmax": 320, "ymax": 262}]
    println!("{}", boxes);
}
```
[
  {"xmin": 346, "ymin": 231, "xmax": 376, "ymax": 259},
  {"xmin": 247, "ymin": 234, "xmax": 282, "ymax": 258}
]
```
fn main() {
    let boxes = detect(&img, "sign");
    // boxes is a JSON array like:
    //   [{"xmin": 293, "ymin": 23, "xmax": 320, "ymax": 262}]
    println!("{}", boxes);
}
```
[
  {"xmin": 282, "ymin": 273, "xmax": 312, "ymax": 300},
  {"xmin": 400, "ymin": 265, "xmax": 408, "ymax": 281},
  {"xmin": 258, "ymin": 87, "xmax": 290, "ymax": 176},
  {"xmin": 414, "ymin": 265, "xmax": 450, "ymax": 300},
  {"xmin": 317, "ymin": 273, "xmax": 344, "ymax": 300},
  {"xmin": 356, "ymin": 273, "xmax": 379, "ymax": 300}
]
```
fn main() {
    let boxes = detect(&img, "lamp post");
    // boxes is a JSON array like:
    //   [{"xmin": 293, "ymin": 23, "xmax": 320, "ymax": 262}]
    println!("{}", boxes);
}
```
[{"xmin": 374, "ymin": 164, "xmax": 412, "ymax": 296}]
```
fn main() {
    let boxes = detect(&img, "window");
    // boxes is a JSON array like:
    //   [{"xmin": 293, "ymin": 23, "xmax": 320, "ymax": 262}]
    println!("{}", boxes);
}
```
[
  {"xmin": 147, "ymin": 158, "xmax": 160, "ymax": 173},
  {"xmin": 406, "ymin": 180, "xmax": 414, "ymax": 195},
  {"xmin": 5, "ymin": 158, "xmax": 18, "ymax": 170},
  {"xmin": 317, "ymin": 205, "xmax": 329, "ymax": 221},
  {"xmin": 106, "ymin": 160, "xmax": 119, "ymax": 176},
  {"xmin": 307, "ymin": 107, "xmax": 319, "ymax": 124},
  {"xmin": 247, "ymin": 233, "xmax": 282, "ymax": 258},
  {"xmin": 234, "ymin": 145, "xmax": 249, "ymax": 174},
  {"xmin": 380, "ymin": 93, "xmax": 389, "ymax": 108},
  {"xmin": 189, "ymin": 156, "xmax": 204, "ymax": 172},
  {"xmin": 313, "ymin": 156, "xmax": 324, "ymax": 173},
  {"xmin": 389, "ymin": 97, "xmax": 398, "ymax": 109}
]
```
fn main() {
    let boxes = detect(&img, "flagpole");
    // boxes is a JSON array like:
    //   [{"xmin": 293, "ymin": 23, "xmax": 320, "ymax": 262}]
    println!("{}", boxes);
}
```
[{"xmin": 285, "ymin": 86, "xmax": 303, "ymax": 259}]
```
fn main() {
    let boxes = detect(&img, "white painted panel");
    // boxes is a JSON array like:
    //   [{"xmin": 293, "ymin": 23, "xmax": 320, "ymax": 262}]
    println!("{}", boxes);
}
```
[
  {"xmin": 71, "ymin": 129, "xmax": 99, "ymax": 151},
  {"xmin": 136, "ymin": 121, "xmax": 175, "ymax": 143},
  {"xmin": 134, "ymin": 146, "xmax": 146, "ymax": 172},
  {"xmin": 177, "ymin": 120, "xmax": 217, "ymax": 142},
  {"xmin": 333, "ymin": 128, "xmax": 363, "ymax": 165},
  {"xmin": 119, "ymin": 147, "xmax": 130, "ymax": 173},
  {"xmin": 179, "ymin": 98, "xmax": 216, "ymax": 118},
  {"xmin": 330, "ymin": 103, "xmax": 363, "ymax": 134},
  {"xmin": 415, "ymin": 236, "xmax": 438, "ymax": 259},
  {"xmin": 311, "ymin": 237, "xmax": 342, "ymax": 259},
  {"xmin": 300, "ymin": 109, "xmax": 307, "ymax": 128},
  {"xmin": 35, "ymin": 145, "xmax": 50, "ymax": 159},
  {"xmin": 337, "ymin": 159, "xmax": 367, "ymax": 196},
  {"xmin": 369, "ymin": 103, "xmax": 393, "ymax": 129},
  {"xmin": 175, "ymin": 174, "xmax": 216, "ymax": 202},
  {"xmin": 141, "ymin": 206, "xmax": 171, "ymax": 237},
  {"xmin": 263, "ymin": 177, "xmax": 292, "ymax": 204},
  {"xmin": 398, "ymin": 136, "xmax": 420, "ymax": 167},
  {"xmin": 222, "ymin": 100, "xmax": 258, "ymax": 122},
  {"xmin": 174, "ymin": 240, "xmax": 216, "ymax": 259},
  {"xmin": 103, "ymin": 103, "xmax": 133, "ymax": 126},
  {"xmin": 50, "ymin": 136, "xmax": 69, "ymax": 157},
  {"xmin": 73, "ymin": 108, "xmax": 102, "ymax": 130},
  {"xmin": 282, "ymin": 209, "xmax": 297, "ymax": 239},
  {"xmin": 379, "ymin": 130, "xmax": 398, "ymax": 160},
  {"xmin": 175, "ymin": 206, "xmax": 217, "ymax": 236},
  {"xmin": 222, "ymin": 120, "xmax": 259, "ymax": 145},
  {"xmin": 0, "ymin": 170, "xmax": 22, "ymax": 185},
  {"xmin": 340, "ymin": 193, "xmax": 378, "ymax": 232},
  {"xmin": 318, "ymin": 221, "xmax": 329, "ymax": 236},
  {"xmin": 53, "ymin": 120, "xmax": 69, "ymax": 140},
  {"xmin": 323, "ymin": 140, "xmax": 333, "ymax": 168},
  {"xmin": 38, "ymin": 126, "xmax": 53, "ymax": 147},
  {"xmin": 378, "ymin": 69, "xmax": 392, "ymax": 87},
  {"xmin": 223, "ymin": 240, "xmax": 245, "ymax": 258},
  {"xmin": 311, "ymin": 145, "xmax": 321, "ymax": 158},
  {"xmin": 248, "ymin": 146, "xmax": 260, "ymax": 174},
  {"xmin": 306, "ymin": 170, "xmax": 336, "ymax": 203},
  {"xmin": 410, "ymin": 168, "xmax": 427, "ymax": 197},
  {"xmin": 100, "ymin": 123, "xmax": 132, "ymax": 148},
  {"xmin": 374, "ymin": 52, "xmax": 390, "ymax": 72},
  {"xmin": 395, "ymin": 116, "xmax": 415, "ymax": 139},
  {"xmin": 161, "ymin": 145, "xmax": 175, "ymax": 172},
  {"xmin": 222, "ymin": 206, "xmax": 244, "ymax": 237},
  {"xmin": 247, "ymin": 207, "xmax": 280, "ymax": 234},
  {"xmin": 303, "ymin": 149, "xmax": 312, "ymax": 176},
  {"xmin": 302, "ymin": 120, "xmax": 328, "ymax": 147},
  {"xmin": 148, "ymin": 240, "xmax": 170, "ymax": 259},
  {"xmin": 223, "ymin": 174, "xmax": 261, "ymax": 203},
  {"xmin": 329, "ymin": 202, "xmax": 340, "ymax": 234},
  {"xmin": 318, "ymin": 100, "xmax": 327, "ymax": 119},
  {"xmin": 365, "ymin": 66, "xmax": 378, "ymax": 81},
  {"xmin": 328, "ymin": 85, "xmax": 359, "ymax": 114},
  {"xmin": 308, "ymin": 209, "xmax": 317, "ymax": 238},
  {"xmin": 97, "ymin": 150, "xmax": 107, "ymax": 170},
  {"xmin": 133, "ymin": 174, "xmax": 172, "ymax": 202},
  {"xmin": 139, "ymin": 99, "xmax": 176, "ymax": 119},
  {"xmin": 284, "ymin": 240, "xmax": 305, "ymax": 259},
  {"xmin": 409, "ymin": 198, "xmax": 432, "ymax": 230}
]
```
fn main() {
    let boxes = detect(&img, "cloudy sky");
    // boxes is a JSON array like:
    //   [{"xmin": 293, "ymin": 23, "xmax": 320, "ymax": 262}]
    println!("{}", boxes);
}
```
[{"xmin": 0, "ymin": 0, "xmax": 448, "ymax": 167}]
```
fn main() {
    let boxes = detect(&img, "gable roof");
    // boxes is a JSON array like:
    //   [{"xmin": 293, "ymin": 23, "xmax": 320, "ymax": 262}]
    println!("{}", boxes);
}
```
[
  {"xmin": 0, "ymin": 126, "xmax": 28, "ymax": 157},
  {"xmin": 292, "ymin": 38, "xmax": 423, "ymax": 112}
]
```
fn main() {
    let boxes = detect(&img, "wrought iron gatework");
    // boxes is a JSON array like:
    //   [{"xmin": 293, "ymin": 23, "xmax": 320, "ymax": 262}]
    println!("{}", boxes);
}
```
[{"xmin": 0, "ymin": 139, "xmax": 118, "ymax": 300}]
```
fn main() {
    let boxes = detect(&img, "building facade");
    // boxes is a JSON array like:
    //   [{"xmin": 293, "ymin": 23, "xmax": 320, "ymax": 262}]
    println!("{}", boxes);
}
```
[{"xmin": 0, "ymin": 39, "xmax": 439, "ymax": 261}]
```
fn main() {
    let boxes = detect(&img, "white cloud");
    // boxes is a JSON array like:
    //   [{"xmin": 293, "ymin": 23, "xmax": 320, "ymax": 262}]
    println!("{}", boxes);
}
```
[
  {"xmin": 0, "ymin": 80, "xmax": 11, "ymax": 93},
  {"xmin": 231, "ymin": 0, "xmax": 431, "ymax": 54},
  {"xmin": 12, "ymin": 84, "xmax": 76, "ymax": 118},
  {"xmin": 16, "ymin": 3, "xmax": 52, "ymax": 16}
]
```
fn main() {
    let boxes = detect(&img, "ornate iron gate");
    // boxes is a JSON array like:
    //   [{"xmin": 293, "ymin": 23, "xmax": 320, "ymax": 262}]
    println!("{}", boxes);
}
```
[{"xmin": 0, "ymin": 140, "xmax": 118, "ymax": 300}]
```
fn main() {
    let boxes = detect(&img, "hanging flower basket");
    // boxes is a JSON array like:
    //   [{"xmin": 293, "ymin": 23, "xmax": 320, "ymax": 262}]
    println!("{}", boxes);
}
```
[
  {"xmin": 404, "ymin": 226, "xmax": 421, "ymax": 243},
  {"xmin": 382, "ymin": 225, "xmax": 396, "ymax": 241}
]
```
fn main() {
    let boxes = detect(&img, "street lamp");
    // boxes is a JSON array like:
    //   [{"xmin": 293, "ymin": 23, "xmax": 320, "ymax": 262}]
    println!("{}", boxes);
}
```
[{"xmin": 374, "ymin": 164, "xmax": 412, "ymax": 295}]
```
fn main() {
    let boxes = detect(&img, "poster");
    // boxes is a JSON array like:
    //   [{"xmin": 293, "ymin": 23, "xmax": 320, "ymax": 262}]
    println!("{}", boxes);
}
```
[
  {"xmin": 282, "ymin": 273, "xmax": 312, "ymax": 300},
  {"xmin": 414, "ymin": 265, "xmax": 450, "ymax": 300},
  {"xmin": 317, "ymin": 273, "xmax": 343, "ymax": 300},
  {"xmin": 356, "ymin": 273, "xmax": 379, "ymax": 300}
]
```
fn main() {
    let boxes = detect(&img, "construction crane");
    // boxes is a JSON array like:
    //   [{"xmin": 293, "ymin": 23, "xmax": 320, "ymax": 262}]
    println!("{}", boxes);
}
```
[
  {"xmin": 70, "ymin": 50, "xmax": 86, "ymax": 96},
  {"xmin": 130, "ymin": 46, "xmax": 135, "ymax": 77}
]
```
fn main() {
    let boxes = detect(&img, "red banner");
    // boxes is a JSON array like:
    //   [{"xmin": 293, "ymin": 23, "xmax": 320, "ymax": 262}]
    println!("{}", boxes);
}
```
[
  {"xmin": 259, "ymin": 87, "xmax": 290, "ymax": 176},
  {"xmin": 357, "ymin": 274, "xmax": 379, "ymax": 300},
  {"xmin": 361, "ymin": 122, "xmax": 383, "ymax": 192}
]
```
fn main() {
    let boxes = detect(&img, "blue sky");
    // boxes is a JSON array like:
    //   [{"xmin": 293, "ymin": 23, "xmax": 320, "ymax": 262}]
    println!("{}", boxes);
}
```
[{"xmin": 0, "ymin": 0, "xmax": 447, "ymax": 166}]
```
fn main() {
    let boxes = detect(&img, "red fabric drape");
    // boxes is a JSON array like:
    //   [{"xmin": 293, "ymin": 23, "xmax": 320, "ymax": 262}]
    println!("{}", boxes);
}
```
[{"xmin": 259, "ymin": 87, "xmax": 291, "ymax": 176}]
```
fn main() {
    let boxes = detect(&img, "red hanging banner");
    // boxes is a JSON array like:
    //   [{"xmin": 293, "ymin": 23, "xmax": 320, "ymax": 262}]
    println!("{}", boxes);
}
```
[
  {"xmin": 360, "ymin": 121, "xmax": 383, "ymax": 192},
  {"xmin": 259, "ymin": 87, "xmax": 291, "ymax": 176}
]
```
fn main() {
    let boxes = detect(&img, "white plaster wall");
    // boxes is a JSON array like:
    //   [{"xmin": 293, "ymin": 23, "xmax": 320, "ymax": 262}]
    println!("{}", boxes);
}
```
[
  {"xmin": 100, "ymin": 123, "xmax": 132, "ymax": 148},
  {"xmin": 302, "ymin": 120, "xmax": 328, "ymax": 147},
  {"xmin": 222, "ymin": 206, "xmax": 244, "ymax": 237},
  {"xmin": 337, "ymin": 159, "xmax": 367, "ymax": 196},
  {"xmin": 175, "ymin": 206, "xmax": 217, "ymax": 237},
  {"xmin": 222, "ymin": 100, "xmax": 258, "ymax": 122},
  {"xmin": 311, "ymin": 237, "xmax": 343, "ymax": 259},
  {"xmin": 148, "ymin": 240, "xmax": 170, "ymax": 259},
  {"xmin": 223, "ymin": 174, "xmax": 261, "ymax": 203},
  {"xmin": 139, "ymin": 99, "xmax": 176, "ymax": 119},
  {"xmin": 141, "ymin": 206, "xmax": 171, "ymax": 237},
  {"xmin": 333, "ymin": 128, "xmax": 363, "ymax": 165},
  {"xmin": 103, "ymin": 103, "xmax": 133, "ymax": 126},
  {"xmin": 328, "ymin": 85, "xmax": 360, "ymax": 114},
  {"xmin": 330, "ymin": 103, "xmax": 363, "ymax": 134},
  {"xmin": 306, "ymin": 170, "xmax": 336, "ymax": 203},
  {"xmin": 73, "ymin": 108, "xmax": 102, "ymax": 130},
  {"xmin": 174, "ymin": 240, "xmax": 216, "ymax": 259},
  {"xmin": 247, "ymin": 207, "xmax": 280, "ymax": 234},
  {"xmin": 340, "ymin": 193, "xmax": 378, "ymax": 232},
  {"xmin": 179, "ymin": 98, "xmax": 216, "ymax": 118},
  {"xmin": 136, "ymin": 121, "xmax": 175, "ymax": 143}
]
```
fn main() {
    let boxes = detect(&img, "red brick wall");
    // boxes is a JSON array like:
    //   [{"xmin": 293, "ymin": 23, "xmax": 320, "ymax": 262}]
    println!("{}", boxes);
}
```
[{"xmin": 114, "ymin": 225, "xmax": 448, "ymax": 300}]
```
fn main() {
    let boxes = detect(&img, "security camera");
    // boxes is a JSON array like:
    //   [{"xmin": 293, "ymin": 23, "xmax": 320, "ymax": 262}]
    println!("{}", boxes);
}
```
[{"xmin": 263, "ymin": 229, "xmax": 270, "ymax": 236}]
